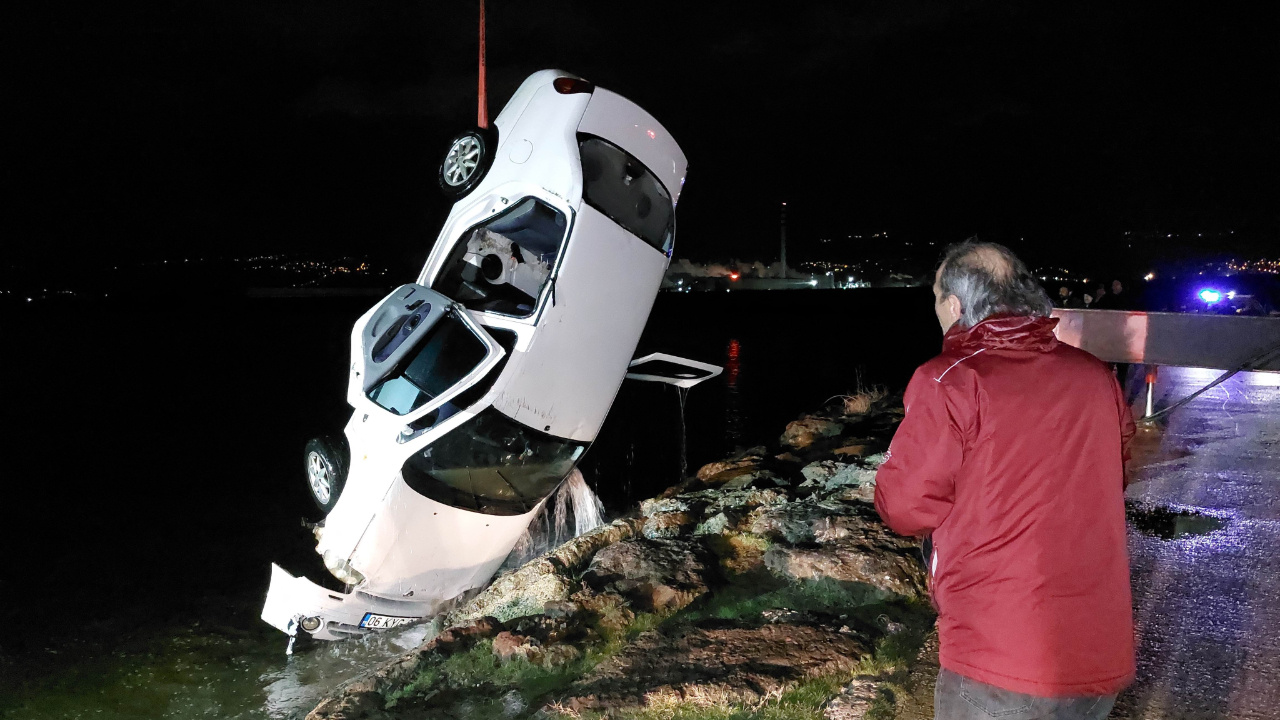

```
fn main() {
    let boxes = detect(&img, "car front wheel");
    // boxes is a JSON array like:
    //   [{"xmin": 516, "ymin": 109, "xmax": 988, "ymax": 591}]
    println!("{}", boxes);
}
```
[{"xmin": 304, "ymin": 436, "xmax": 349, "ymax": 514}]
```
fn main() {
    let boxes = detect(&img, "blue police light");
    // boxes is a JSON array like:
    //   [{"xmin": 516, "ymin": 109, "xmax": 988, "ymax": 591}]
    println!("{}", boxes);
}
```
[{"xmin": 1199, "ymin": 289, "xmax": 1222, "ymax": 303}]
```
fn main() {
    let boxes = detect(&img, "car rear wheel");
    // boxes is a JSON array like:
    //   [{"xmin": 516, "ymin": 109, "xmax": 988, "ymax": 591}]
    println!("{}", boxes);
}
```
[
  {"xmin": 305, "ymin": 436, "xmax": 349, "ymax": 514},
  {"xmin": 439, "ymin": 128, "xmax": 496, "ymax": 199}
]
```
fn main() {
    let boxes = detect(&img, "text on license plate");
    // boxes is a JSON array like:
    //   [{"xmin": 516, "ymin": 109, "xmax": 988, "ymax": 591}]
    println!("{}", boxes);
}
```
[{"xmin": 360, "ymin": 612, "xmax": 417, "ymax": 629}]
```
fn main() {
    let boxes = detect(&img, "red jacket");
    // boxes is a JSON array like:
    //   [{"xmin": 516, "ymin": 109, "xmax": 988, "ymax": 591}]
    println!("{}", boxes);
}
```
[{"xmin": 874, "ymin": 315, "xmax": 1136, "ymax": 697}]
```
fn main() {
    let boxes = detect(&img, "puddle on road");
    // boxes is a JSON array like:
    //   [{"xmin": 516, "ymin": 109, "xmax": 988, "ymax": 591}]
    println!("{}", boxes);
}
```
[{"xmin": 1126, "ymin": 502, "xmax": 1226, "ymax": 539}]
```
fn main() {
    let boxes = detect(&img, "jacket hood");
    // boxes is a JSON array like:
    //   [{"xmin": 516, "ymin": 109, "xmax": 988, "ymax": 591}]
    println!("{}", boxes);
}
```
[{"xmin": 943, "ymin": 315, "xmax": 1060, "ymax": 354}]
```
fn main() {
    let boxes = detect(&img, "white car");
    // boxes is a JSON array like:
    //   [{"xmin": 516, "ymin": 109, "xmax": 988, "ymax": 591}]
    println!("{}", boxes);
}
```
[{"xmin": 262, "ymin": 70, "xmax": 718, "ymax": 642}]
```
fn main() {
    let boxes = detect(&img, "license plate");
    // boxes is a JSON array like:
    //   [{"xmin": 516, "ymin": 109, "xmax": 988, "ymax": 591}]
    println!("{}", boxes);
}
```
[{"xmin": 359, "ymin": 612, "xmax": 417, "ymax": 629}]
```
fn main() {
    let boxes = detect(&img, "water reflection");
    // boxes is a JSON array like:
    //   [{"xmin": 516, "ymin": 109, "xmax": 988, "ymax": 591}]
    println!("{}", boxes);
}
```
[
  {"xmin": 724, "ymin": 338, "xmax": 743, "ymax": 448},
  {"xmin": 0, "ymin": 613, "xmax": 438, "ymax": 720},
  {"xmin": 258, "ymin": 623, "xmax": 437, "ymax": 718}
]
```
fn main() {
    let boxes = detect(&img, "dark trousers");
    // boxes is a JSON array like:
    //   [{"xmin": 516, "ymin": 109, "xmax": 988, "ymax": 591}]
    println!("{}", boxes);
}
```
[{"xmin": 935, "ymin": 669, "xmax": 1116, "ymax": 719}]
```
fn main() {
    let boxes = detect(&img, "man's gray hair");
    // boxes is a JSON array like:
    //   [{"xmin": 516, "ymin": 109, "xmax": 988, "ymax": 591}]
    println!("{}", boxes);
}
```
[{"xmin": 937, "ymin": 240, "xmax": 1053, "ymax": 328}]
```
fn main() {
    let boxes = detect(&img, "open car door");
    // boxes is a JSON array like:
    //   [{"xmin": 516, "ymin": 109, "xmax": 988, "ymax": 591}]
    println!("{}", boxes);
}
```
[{"xmin": 348, "ymin": 284, "xmax": 507, "ymax": 425}]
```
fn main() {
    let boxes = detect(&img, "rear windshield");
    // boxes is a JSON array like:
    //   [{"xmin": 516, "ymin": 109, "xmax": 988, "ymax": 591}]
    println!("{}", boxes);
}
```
[
  {"xmin": 579, "ymin": 135, "xmax": 674, "ymax": 253},
  {"xmin": 367, "ymin": 311, "xmax": 489, "ymax": 415},
  {"xmin": 401, "ymin": 408, "xmax": 586, "ymax": 515}
]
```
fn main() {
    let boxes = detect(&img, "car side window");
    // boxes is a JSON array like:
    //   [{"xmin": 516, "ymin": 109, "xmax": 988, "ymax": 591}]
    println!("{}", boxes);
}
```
[
  {"xmin": 432, "ymin": 198, "xmax": 568, "ymax": 317},
  {"xmin": 579, "ymin": 135, "xmax": 675, "ymax": 254}
]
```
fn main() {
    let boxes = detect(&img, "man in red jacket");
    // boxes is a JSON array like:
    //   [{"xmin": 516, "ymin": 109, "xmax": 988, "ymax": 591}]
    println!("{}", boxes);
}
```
[{"xmin": 875, "ymin": 241, "xmax": 1135, "ymax": 719}]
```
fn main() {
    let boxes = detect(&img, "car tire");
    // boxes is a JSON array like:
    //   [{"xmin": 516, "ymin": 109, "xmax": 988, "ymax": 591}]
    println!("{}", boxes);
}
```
[
  {"xmin": 438, "ymin": 127, "xmax": 497, "ymax": 199},
  {"xmin": 304, "ymin": 435, "xmax": 349, "ymax": 514}
]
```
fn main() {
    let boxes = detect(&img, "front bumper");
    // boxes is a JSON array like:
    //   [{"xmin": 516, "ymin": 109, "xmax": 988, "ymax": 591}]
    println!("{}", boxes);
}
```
[{"xmin": 261, "ymin": 564, "xmax": 434, "ymax": 642}]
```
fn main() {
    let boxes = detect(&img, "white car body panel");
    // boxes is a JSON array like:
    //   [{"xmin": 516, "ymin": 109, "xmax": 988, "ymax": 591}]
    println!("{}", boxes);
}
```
[
  {"xmin": 491, "ymin": 204, "xmax": 668, "ymax": 441},
  {"xmin": 264, "ymin": 69, "xmax": 698, "ymax": 644},
  {"xmin": 349, "ymin": 477, "xmax": 542, "ymax": 601}
]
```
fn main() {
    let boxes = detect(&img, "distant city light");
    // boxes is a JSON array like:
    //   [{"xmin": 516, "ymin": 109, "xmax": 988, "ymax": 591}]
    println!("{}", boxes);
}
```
[
  {"xmin": 1199, "ymin": 289, "xmax": 1221, "ymax": 303},
  {"xmin": 1144, "ymin": 273, "xmax": 1155, "ymax": 281}
]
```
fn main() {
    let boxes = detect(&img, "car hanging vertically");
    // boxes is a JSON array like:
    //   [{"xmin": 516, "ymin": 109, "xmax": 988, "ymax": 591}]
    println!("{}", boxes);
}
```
[{"xmin": 261, "ymin": 67, "xmax": 719, "ymax": 643}]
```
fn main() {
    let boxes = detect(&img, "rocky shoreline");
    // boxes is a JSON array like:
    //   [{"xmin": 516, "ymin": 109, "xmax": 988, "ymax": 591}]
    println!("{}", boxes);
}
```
[{"xmin": 307, "ymin": 393, "xmax": 933, "ymax": 720}]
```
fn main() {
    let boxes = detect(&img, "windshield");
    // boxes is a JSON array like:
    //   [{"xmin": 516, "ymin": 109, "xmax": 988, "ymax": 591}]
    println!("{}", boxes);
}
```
[
  {"xmin": 432, "ymin": 198, "xmax": 568, "ymax": 317},
  {"xmin": 401, "ymin": 408, "xmax": 586, "ymax": 515},
  {"xmin": 579, "ymin": 135, "xmax": 675, "ymax": 253},
  {"xmin": 367, "ymin": 310, "xmax": 489, "ymax": 415}
]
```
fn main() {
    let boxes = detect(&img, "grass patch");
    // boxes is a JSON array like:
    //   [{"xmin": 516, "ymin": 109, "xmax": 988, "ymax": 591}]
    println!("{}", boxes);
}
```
[
  {"xmin": 561, "ymin": 585, "xmax": 934, "ymax": 720},
  {"xmin": 572, "ymin": 617, "xmax": 932, "ymax": 720},
  {"xmin": 681, "ymin": 577, "xmax": 892, "ymax": 624},
  {"xmin": 570, "ymin": 673, "xmax": 876, "ymax": 720},
  {"xmin": 383, "ymin": 575, "xmax": 934, "ymax": 718},
  {"xmin": 385, "ymin": 611, "xmax": 665, "ymax": 711}
]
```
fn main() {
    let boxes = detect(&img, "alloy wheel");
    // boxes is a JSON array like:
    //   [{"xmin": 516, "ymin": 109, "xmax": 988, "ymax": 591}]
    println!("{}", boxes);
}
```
[
  {"xmin": 307, "ymin": 450, "xmax": 332, "ymax": 505},
  {"xmin": 443, "ymin": 135, "xmax": 482, "ymax": 187}
]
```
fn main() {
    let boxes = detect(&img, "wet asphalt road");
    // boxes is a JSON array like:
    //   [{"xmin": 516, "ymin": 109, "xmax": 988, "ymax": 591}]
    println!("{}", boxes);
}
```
[{"xmin": 1116, "ymin": 367, "xmax": 1280, "ymax": 719}]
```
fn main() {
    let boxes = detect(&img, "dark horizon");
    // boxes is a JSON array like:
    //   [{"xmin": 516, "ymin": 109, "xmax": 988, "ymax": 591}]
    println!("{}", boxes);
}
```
[{"xmin": 6, "ymin": 1, "xmax": 1277, "ymax": 275}]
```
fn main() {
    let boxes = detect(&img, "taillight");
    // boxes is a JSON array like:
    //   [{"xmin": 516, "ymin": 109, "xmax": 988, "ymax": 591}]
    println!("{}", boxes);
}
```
[{"xmin": 553, "ymin": 77, "xmax": 594, "ymax": 94}]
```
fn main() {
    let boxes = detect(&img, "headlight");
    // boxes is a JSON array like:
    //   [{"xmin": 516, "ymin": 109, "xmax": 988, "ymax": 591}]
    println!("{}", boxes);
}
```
[
  {"xmin": 300, "ymin": 616, "xmax": 322, "ymax": 632},
  {"xmin": 322, "ymin": 550, "xmax": 366, "ymax": 586}
]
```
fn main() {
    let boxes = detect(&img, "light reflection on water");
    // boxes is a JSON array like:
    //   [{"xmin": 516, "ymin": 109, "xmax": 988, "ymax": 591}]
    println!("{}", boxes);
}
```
[{"xmin": 723, "ymin": 338, "xmax": 743, "ymax": 449}]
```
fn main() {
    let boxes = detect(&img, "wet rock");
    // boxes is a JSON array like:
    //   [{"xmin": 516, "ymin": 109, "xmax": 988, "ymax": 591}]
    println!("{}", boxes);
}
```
[
  {"xmin": 540, "ymin": 643, "xmax": 583, "ymax": 667},
  {"xmin": 427, "ymin": 616, "xmax": 505, "ymax": 653},
  {"xmin": 699, "ymin": 487, "xmax": 788, "ymax": 517},
  {"xmin": 749, "ymin": 500, "xmax": 862, "ymax": 544},
  {"xmin": 800, "ymin": 461, "xmax": 875, "ymax": 492},
  {"xmin": 493, "ymin": 630, "xmax": 541, "ymax": 662},
  {"xmin": 781, "ymin": 417, "xmax": 845, "ymax": 449},
  {"xmin": 693, "ymin": 512, "xmax": 730, "ymax": 536},
  {"xmin": 306, "ymin": 688, "xmax": 387, "ymax": 720},
  {"xmin": 696, "ymin": 458, "xmax": 758, "ymax": 481},
  {"xmin": 822, "ymin": 675, "xmax": 886, "ymax": 719},
  {"xmin": 585, "ymin": 538, "xmax": 716, "ymax": 612},
  {"xmin": 704, "ymin": 532, "xmax": 771, "ymax": 575},
  {"xmin": 765, "ymin": 537, "xmax": 926, "ymax": 599},
  {"xmin": 801, "ymin": 460, "xmax": 848, "ymax": 484},
  {"xmin": 445, "ymin": 558, "xmax": 574, "ymax": 625},
  {"xmin": 570, "ymin": 588, "xmax": 636, "ymax": 637},
  {"xmin": 863, "ymin": 452, "xmax": 888, "ymax": 468},
  {"xmin": 557, "ymin": 622, "xmax": 876, "ymax": 711},
  {"xmin": 501, "ymin": 690, "xmax": 527, "ymax": 717},
  {"xmin": 643, "ymin": 511, "xmax": 697, "ymax": 538},
  {"xmin": 832, "ymin": 444, "xmax": 869, "ymax": 458},
  {"xmin": 546, "ymin": 519, "xmax": 642, "ymax": 574},
  {"xmin": 827, "ymin": 483, "xmax": 876, "ymax": 503},
  {"xmin": 828, "ymin": 464, "xmax": 875, "ymax": 489},
  {"xmin": 641, "ymin": 496, "xmax": 692, "ymax": 515},
  {"xmin": 542, "ymin": 600, "xmax": 581, "ymax": 619},
  {"xmin": 720, "ymin": 467, "xmax": 778, "ymax": 490},
  {"xmin": 505, "ymin": 614, "xmax": 573, "ymax": 645}
]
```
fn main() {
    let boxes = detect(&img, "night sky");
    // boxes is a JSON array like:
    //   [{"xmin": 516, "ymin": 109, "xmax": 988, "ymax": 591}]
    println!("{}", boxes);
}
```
[{"xmin": 7, "ymin": 1, "xmax": 1277, "ymax": 274}]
